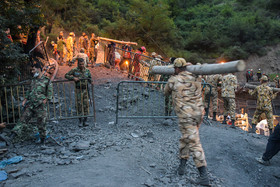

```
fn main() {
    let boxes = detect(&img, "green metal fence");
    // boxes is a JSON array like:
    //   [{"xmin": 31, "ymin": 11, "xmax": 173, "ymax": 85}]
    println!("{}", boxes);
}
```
[{"xmin": 116, "ymin": 81, "xmax": 212, "ymax": 124}]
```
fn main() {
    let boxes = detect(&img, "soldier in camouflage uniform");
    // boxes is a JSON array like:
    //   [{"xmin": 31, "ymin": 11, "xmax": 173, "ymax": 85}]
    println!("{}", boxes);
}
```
[
  {"xmin": 12, "ymin": 63, "xmax": 53, "ymax": 143},
  {"xmin": 248, "ymin": 76, "xmax": 278, "ymax": 133},
  {"xmin": 162, "ymin": 57, "xmax": 176, "ymax": 116},
  {"xmin": 148, "ymin": 53, "xmax": 161, "ymax": 81},
  {"xmin": 204, "ymin": 74, "xmax": 222, "ymax": 121},
  {"xmin": 273, "ymin": 75, "xmax": 279, "ymax": 88},
  {"xmin": 221, "ymin": 73, "xmax": 237, "ymax": 127},
  {"xmin": 65, "ymin": 58, "xmax": 92, "ymax": 126},
  {"xmin": 164, "ymin": 58, "xmax": 210, "ymax": 186}
]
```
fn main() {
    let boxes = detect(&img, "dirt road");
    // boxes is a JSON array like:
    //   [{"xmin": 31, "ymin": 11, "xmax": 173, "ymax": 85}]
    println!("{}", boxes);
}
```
[{"xmin": 2, "ymin": 66, "xmax": 280, "ymax": 186}]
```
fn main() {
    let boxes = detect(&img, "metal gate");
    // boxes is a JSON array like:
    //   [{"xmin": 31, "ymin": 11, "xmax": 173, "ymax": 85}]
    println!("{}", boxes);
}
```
[
  {"xmin": 0, "ymin": 80, "xmax": 96, "ymax": 125},
  {"xmin": 116, "ymin": 81, "xmax": 212, "ymax": 124}
]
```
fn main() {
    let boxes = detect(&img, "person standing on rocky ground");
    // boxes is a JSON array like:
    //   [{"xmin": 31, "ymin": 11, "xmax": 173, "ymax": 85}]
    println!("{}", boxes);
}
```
[
  {"xmin": 119, "ymin": 44, "xmax": 132, "ymax": 71},
  {"xmin": 107, "ymin": 42, "xmax": 116, "ymax": 68},
  {"xmin": 65, "ymin": 58, "xmax": 92, "ymax": 127},
  {"xmin": 12, "ymin": 62, "xmax": 53, "ymax": 144},
  {"xmin": 71, "ymin": 48, "xmax": 89, "ymax": 67},
  {"xmin": 257, "ymin": 69, "xmax": 262, "ymax": 81},
  {"xmin": 204, "ymin": 74, "xmax": 222, "ymax": 121},
  {"xmin": 162, "ymin": 57, "xmax": 176, "ymax": 116},
  {"xmin": 256, "ymin": 116, "xmax": 280, "ymax": 166},
  {"xmin": 273, "ymin": 75, "xmax": 279, "ymax": 88},
  {"xmin": 89, "ymin": 33, "xmax": 99, "ymax": 64},
  {"xmin": 248, "ymin": 76, "xmax": 278, "ymax": 133},
  {"xmin": 57, "ymin": 31, "xmax": 64, "ymax": 41},
  {"xmin": 164, "ymin": 58, "xmax": 210, "ymax": 186},
  {"xmin": 78, "ymin": 33, "xmax": 85, "ymax": 52},
  {"xmin": 221, "ymin": 73, "xmax": 238, "ymax": 127},
  {"xmin": 82, "ymin": 33, "xmax": 89, "ymax": 54},
  {"xmin": 66, "ymin": 32, "xmax": 75, "ymax": 65},
  {"xmin": 57, "ymin": 35, "xmax": 66, "ymax": 65},
  {"xmin": 131, "ymin": 46, "xmax": 146, "ymax": 80},
  {"xmin": 148, "ymin": 52, "xmax": 161, "ymax": 81}
]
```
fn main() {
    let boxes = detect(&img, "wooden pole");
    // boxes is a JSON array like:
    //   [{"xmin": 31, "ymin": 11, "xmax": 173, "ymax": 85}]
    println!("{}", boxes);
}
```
[
  {"xmin": 98, "ymin": 37, "xmax": 138, "ymax": 45},
  {"xmin": 152, "ymin": 60, "xmax": 246, "ymax": 75}
]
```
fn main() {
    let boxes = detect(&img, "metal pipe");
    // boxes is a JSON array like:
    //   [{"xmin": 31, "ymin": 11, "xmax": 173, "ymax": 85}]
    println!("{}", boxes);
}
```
[{"xmin": 152, "ymin": 60, "xmax": 246, "ymax": 75}]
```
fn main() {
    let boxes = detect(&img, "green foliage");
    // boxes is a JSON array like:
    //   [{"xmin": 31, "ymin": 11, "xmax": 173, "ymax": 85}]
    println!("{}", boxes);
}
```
[{"xmin": 0, "ymin": 0, "xmax": 44, "ymax": 84}]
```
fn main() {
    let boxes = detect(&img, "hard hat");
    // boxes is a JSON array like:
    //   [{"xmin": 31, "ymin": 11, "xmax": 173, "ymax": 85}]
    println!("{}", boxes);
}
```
[
  {"xmin": 69, "ymin": 32, "xmax": 74, "ymax": 36},
  {"xmin": 60, "ymin": 31, "xmax": 63, "ymax": 34},
  {"xmin": 157, "ymin": 55, "xmax": 162, "ymax": 59},
  {"xmin": 260, "ymin": 76, "xmax": 268, "ymax": 81},
  {"xmin": 173, "ymin": 58, "xmax": 191, "ymax": 68},
  {"xmin": 141, "ymin": 46, "xmax": 146, "ymax": 52},
  {"xmin": 51, "ymin": 41, "xmax": 55, "ymax": 44},
  {"xmin": 151, "ymin": 52, "xmax": 156, "ymax": 57}
]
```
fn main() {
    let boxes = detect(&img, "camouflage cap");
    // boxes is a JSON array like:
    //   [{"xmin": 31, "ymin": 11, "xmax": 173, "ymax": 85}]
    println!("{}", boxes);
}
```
[
  {"xmin": 173, "ymin": 58, "xmax": 191, "ymax": 68},
  {"xmin": 260, "ymin": 76, "xmax": 268, "ymax": 81}
]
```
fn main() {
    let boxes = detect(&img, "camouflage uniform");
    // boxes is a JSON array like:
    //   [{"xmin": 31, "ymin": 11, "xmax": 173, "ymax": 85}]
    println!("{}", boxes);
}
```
[
  {"xmin": 221, "ymin": 74, "xmax": 237, "ymax": 119},
  {"xmin": 273, "ymin": 76, "xmax": 279, "ymax": 88},
  {"xmin": 65, "ymin": 67, "xmax": 92, "ymax": 116},
  {"xmin": 249, "ymin": 83, "xmax": 277, "ymax": 130},
  {"xmin": 164, "ymin": 71, "xmax": 207, "ymax": 168},
  {"xmin": 204, "ymin": 74, "xmax": 222, "ymax": 112},
  {"xmin": 148, "ymin": 58, "xmax": 161, "ymax": 81},
  {"xmin": 12, "ymin": 75, "xmax": 52, "ymax": 141}
]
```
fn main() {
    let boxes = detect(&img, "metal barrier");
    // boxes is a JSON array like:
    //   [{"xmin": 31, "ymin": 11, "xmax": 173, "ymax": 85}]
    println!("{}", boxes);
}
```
[
  {"xmin": 116, "ymin": 81, "xmax": 212, "ymax": 124},
  {"xmin": 0, "ymin": 80, "xmax": 96, "ymax": 125}
]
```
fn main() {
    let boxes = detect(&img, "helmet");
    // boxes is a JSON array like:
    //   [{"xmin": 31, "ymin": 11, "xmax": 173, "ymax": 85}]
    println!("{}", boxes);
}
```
[
  {"xmin": 173, "ymin": 58, "xmax": 191, "ymax": 68},
  {"xmin": 151, "ymin": 52, "xmax": 156, "ymax": 57},
  {"xmin": 141, "ymin": 46, "xmax": 146, "ymax": 53},
  {"xmin": 51, "ymin": 41, "xmax": 55, "ymax": 44},
  {"xmin": 260, "ymin": 76, "xmax": 268, "ymax": 81},
  {"xmin": 69, "ymin": 32, "xmax": 74, "ymax": 36}
]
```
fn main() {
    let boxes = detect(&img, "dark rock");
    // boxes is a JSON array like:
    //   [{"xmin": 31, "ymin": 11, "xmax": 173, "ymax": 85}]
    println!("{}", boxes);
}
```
[
  {"xmin": 10, "ymin": 169, "xmax": 27, "ymax": 179},
  {"xmin": 70, "ymin": 141, "xmax": 90, "ymax": 151}
]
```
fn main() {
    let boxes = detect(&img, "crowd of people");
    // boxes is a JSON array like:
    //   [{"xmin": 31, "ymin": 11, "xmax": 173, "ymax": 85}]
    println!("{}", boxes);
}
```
[
  {"xmin": 51, "ymin": 31, "xmax": 99, "ymax": 67},
  {"xmin": 3, "ymin": 32, "xmax": 280, "ymax": 186}
]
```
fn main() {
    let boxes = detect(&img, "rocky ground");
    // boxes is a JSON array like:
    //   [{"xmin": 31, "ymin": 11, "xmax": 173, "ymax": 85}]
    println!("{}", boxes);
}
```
[{"xmin": 0, "ymin": 65, "xmax": 280, "ymax": 187}]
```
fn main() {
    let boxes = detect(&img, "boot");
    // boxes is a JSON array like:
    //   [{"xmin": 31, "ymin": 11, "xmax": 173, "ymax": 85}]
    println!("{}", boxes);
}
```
[
  {"xmin": 177, "ymin": 159, "xmax": 187, "ymax": 175},
  {"xmin": 79, "ymin": 118, "xmax": 83, "ymax": 127},
  {"xmin": 197, "ymin": 166, "xmax": 210, "ymax": 186},
  {"xmin": 222, "ymin": 116, "xmax": 227, "ymax": 124},
  {"xmin": 230, "ymin": 119, "xmax": 236, "ymax": 128},
  {"xmin": 249, "ymin": 124, "xmax": 256, "ymax": 133},
  {"xmin": 83, "ymin": 117, "xmax": 89, "ymax": 126},
  {"xmin": 204, "ymin": 108, "xmax": 209, "ymax": 118},
  {"xmin": 212, "ymin": 112, "xmax": 217, "ymax": 121}
]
